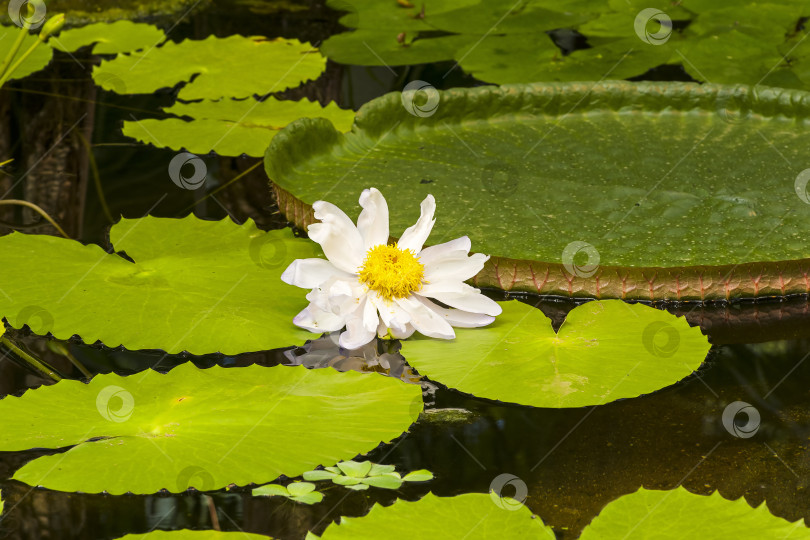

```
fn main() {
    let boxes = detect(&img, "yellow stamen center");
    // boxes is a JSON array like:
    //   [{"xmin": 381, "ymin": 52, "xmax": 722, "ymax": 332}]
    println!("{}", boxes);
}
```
[{"xmin": 358, "ymin": 243, "xmax": 425, "ymax": 301}]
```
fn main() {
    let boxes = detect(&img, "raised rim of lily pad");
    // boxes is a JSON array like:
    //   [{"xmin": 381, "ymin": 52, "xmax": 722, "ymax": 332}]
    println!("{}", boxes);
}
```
[{"xmin": 266, "ymin": 80, "xmax": 810, "ymax": 302}]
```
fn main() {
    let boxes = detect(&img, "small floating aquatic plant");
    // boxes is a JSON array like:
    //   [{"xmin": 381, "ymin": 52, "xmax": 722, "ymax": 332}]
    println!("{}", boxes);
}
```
[{"xmin": 302, "ymin": 460, "xmax": 433, "ymax": 491}]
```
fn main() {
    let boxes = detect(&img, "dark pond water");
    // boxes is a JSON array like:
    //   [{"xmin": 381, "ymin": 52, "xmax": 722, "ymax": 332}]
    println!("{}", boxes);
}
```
[{"xmin": 2, "ymin": 1, "xmax": 810, "ymax": 539}]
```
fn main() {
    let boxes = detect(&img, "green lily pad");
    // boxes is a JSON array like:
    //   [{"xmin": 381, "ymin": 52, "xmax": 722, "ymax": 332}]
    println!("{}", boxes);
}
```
[
  {"xmin": 319, "ymin": 0, "xmax": 810, "ymax": 88},
  {"xmin": 401, "ymin": 300, "xmax": 709, "ymax": 408},
  {"xmin": 580, "ymin": 487, "xmax": 810, "ymax": 539},
  {"xmin": 315, "ymin": 493, "xmax": 554, "ymax": 539},
  {"xmin": 319, "ymin": 0, "xmax": 597, "ymax": 73},
  {"xmin": 51, "ymin": 21, "xmax": 164, "ymax": 54},
  {"xmin": 0, "ymin": 215, "xmax": 318, "ymax": 354},
  {"xmin": 266, "ymin": 81, "xmax": 810, "ymax": 300},
  {"xmin": 253, "ymin": 482, "xmax": 324, "ymax": 504},
  {"xmin": 2, "ymin": 363, "xmax": 422, "ymax": 494},
  {"xmin": 122, "ymin": 97, "xmax": 354, "ymax": 157},
  {"xmin": 115, "ymin": 531, "xmax": 269, "ymax": 539},
  {"xmin": 93, "ymin": 35, "xmax": 324, "ymax": 99},
  {"xmin": 0, "ymin": 25, "xmax": 54, "ymax": 81}
]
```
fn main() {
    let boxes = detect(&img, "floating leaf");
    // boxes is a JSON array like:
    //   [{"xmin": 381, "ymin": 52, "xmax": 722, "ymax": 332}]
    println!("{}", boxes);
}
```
[
  {"xmin": 253, "ymin": 484, "xmax": 290, "ymax": 497},
  {"xmin": 401, "ymin": 470, "xmax": 433, "ymax": 482},
  {"xmin": 321, "ymin": 30, "xmax": 476, "ymax": 67},
  {"xmin": 115, "ymin": 531, "xmax": 269, "ymax": 539},
  {"xmin": 52, "ymin": 21, "xmax": 164, "ymax": 54},
  {"xmin": 302, "ymin": 470, "xmax": 339, "ymax": 481},
  {"xmin": 253, "ymin": 482, "xmax": 323, "ymax": 504},
  {"xmin": 332, "ymin": 476, "xmax": 363, "ymax": 486},
  {"xmin": 93, "ymin": 35, "xmax": 324, "ymax": 99},
  {"xmin": 315, "ymin": 493, "xmax": 554, "ymax": 539},
  {"xmin": 0, "ymin": 25, "xmax": 54, "ymax": 81},
  {"xmin": 319, "ymin": 0, "xmax": 810, "ymax": 88},
  {"xmin": 0, "ymin": 215, "xmax": 318, "ymax": 354},
  {"xmin": 402, "ymin": 300, "xmax": 709, "ymax": 408},
  {"xmin": 319, "ymin": 0, "xmax": 595, "ymax": 71},
  {"xmin": 2, "ymin": 363, "xmax": 422, "ymax": 494},
  {"xmin": 361, "ymin": 474, "xmax": 402, "ymax": 490},
  {"xmin": 579, "ymin": 487, "xmax": 810, "ymax": 539},
  {"xmin": 123, "ymin": 97, "xmax": 354, "ymax": 157},
  {"xmin": 265, "ymin": 81, "xmax": 810, "ymax": 300},
  {"xmin": 303, "ymin": 461, "xmax": 431, "ymax": 491},
  {"xmin": 337, "ymin": 460, "xmax": 372, "ymax": 478},
  {"xmin": 368, "ymin": 464, "xmax": 396, "ymax": 475}
]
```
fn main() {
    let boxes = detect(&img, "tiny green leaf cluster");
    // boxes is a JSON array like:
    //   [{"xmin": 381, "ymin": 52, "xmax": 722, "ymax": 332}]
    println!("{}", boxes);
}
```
[
  {"xmin": 253, "ymin": 482, "xmax": 323, "ymax": 505},
  {"xmin": 303, "ymin": 461, "xmax": 433, "ymax": 491}
]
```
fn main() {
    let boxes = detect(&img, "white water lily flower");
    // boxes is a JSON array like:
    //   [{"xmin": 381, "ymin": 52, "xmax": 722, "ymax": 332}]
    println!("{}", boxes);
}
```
[{"xmin": 281, "ymin": 188, "xmax": 502, "ymax": 349}]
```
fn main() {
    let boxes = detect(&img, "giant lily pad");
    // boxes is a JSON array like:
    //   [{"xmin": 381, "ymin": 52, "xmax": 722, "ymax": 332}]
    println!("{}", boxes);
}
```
[
  {"xmin": 401, "ymin": 300, "xmax": 709, "ymax": 408},
  {"xmin": 579, "ymin": 487, "xmax": 810, "ymax": 539},
  {"xmin": 0, "ymin": 215, "xmax": 317, "ymax": 354},
  {"xmin": 2, "ymin": 363, "xmax": 422, "ymax": 494},
  {"xmin": 123, "ymin": 97, "xmax": 355, "ymax": 157},
  {"xmin": 93, "ymin": 35, "xmax": 324, "ymax": 99},
  {"xmin": 314, "ymin": 493, "xmax": 554, "ymax": 539},
  {"xmin": 265, "ymin": 81, "xmax": 810, "ymax": 300},
  {"xmin": 320, "ymin": 0, "xmax": 810, "ymax": 87}
]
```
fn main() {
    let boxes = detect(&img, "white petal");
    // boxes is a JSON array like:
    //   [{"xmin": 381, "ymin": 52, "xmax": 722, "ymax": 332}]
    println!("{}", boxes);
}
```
[
  {"xmin": 293, "ymin": 304, "xmax": 345, "ymax": 333},
  {"xmin": 281, "ymin": 258, "xmax": 350, "ymax": 289},
  {"xmin": 424, "ymin": 252, "xmax": 488, "ymax": 283},
  {"xmin": 394, "ymin": 295, "xmax": 455, "ymax": 340},
  {"xmin": 419, "ymin": 282, "xmax": 502, "ymax": 316},
  {"xmin": 356, "ymin": 188, "xmax": 389, "ymax": 250},
  {"xmin": 340, "ymin": 301, "xmax": 376, "ymax": 349},
  {"xmin": 305, "ymin": 277, "xmax": 365, "ymax": 316},
  {"xmin": 369, "ymin": 294, "xmax": 410, "ymax": 333},
  {"xmin": 307, "ymin": 201, "xmax": 365, "ymax": 273},
  {"xmin": 389, "ymin": 323, "xmax": 415, "ymax": 339},
  {"xmin": 398, "ymin": 194, "xmax": 436, "ymax": 253},
  {"xmin": 417, "ymin": 236, "xmax": 471, "ymax": 266},
  {"xmin": 414, "ymin": 296, "xmax": 495, "ymax": 328},
  {"xmin": 362, "ymin": 295, "xmax": 380, "ymax": 332}
]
